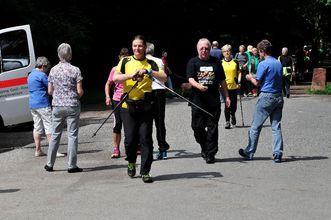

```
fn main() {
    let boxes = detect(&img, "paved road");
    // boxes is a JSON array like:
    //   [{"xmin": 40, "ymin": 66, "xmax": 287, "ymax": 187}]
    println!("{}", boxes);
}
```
[{"xmin": 0, "ymin": 94, "xmax": 331, "ymax": 220}]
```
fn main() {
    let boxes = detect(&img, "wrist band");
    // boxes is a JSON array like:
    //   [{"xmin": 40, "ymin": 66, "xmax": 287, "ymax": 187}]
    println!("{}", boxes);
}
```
[{"xmin": 147, "ymin": 69, "xmax": 153, "ymax": 77}]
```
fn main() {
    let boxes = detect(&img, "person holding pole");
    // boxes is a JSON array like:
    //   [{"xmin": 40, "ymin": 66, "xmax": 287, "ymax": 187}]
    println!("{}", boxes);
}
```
[
  {"xmin": 146, "ymin": 42, "xmax": 171, "ymax": 160},
  {"xmin": 113, "ymin": 35, "xmax": 167, "ymax": 183},
  {"xmin": 104, "ymin": 48, "xmax": 130, "ymax": 158},
  {"xmin": 186, "ymin": 38, "xmax": 230, "ymax": 164},
  {"xmin": 220, "ymin": 44, "xmax": 241, "ymax": 129}
]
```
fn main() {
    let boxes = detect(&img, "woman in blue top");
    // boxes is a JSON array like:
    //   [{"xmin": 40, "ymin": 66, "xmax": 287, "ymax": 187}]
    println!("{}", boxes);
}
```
[{"xmin": 28, "ymin": 57, "xmax": 64, "ymax": 158}]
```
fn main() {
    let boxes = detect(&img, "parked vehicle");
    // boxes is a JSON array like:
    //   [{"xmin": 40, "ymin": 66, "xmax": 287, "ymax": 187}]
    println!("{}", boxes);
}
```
[{"xmin": 0, "ymin": 25, "xmax": 35, "ymax": 128}]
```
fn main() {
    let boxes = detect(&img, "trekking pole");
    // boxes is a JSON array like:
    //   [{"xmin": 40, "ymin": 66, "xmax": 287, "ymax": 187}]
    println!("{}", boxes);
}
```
[
  {"xmin": 239, "ymin": 92, "xmax": 244, "ymax": 126},
  {"xmin": 92, "ymin": 81, "xmax": 139, "ymax": 137},
  {"xmin": 152, "ymin": 77, "xmax": 214, "ymax": 117}
]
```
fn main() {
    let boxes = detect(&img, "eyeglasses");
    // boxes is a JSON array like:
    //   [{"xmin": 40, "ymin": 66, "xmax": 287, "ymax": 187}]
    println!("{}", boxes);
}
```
[{"xmin": 199, "ymin": 47, "xmax": 209, "ymax": 51}]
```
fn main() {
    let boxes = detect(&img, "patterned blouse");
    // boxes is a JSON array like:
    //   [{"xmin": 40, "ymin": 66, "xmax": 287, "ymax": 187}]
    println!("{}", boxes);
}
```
[{"xmin": 48, "ymin": 61, "xmax": 83, "ymax": 107}]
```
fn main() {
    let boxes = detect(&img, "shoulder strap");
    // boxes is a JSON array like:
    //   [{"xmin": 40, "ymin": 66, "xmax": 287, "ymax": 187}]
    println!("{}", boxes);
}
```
[{"xmin": 120, "ymin": 57, "xmax": 129, "ymax": 74}]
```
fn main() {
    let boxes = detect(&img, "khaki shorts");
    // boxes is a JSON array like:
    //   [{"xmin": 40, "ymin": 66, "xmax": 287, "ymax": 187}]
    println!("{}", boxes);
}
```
[{"xmin": 31, "ymin": 107, "xmax": 52, "ymax": 135}]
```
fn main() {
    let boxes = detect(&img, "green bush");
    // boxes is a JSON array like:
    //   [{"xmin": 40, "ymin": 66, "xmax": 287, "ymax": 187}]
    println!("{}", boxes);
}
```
[{"xmin": 307, "ymin": 85, "xmax": 331, "ymax": 95}]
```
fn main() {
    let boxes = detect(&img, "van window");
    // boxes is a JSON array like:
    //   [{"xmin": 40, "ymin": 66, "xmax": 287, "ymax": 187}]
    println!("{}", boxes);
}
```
[{"xmin": 0, "ymin": 30, "xmax": 30, "ymax": 73}]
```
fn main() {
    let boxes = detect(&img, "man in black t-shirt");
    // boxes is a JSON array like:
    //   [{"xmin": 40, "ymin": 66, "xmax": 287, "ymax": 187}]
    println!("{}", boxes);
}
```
[{"xmin": 186, "ymin": 38, "xmax": 230, "ymax": 164}]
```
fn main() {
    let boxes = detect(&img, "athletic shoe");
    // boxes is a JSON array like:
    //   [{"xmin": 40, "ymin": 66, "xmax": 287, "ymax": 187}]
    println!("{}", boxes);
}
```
[
  {"xmin": 142, "ymin": 173, "xmax": 153, "ymax": 183},
  {"xmin": 273, "ymin": 154, "xmax": 282, "ymax": 163},
  {"xmin": 206, "ymin": 156, "xmax": 215, "ymax": 164},
  {"xmin": 127, "ymin": 163, "xmax": 136, "ymax": 178},
  {"xmin": 68, "ymin": 167, "xmax": 83, "ymax": 173},
  {"xmin": 225, "ymin": 121, "xmax": 231, "ymax": 129},
  {"xmin": 56, "ymin": 152, "xmax": 65, "ymax": 158},
  {"xmin": 238, "ymin": 148, "xmax": 253, "ymax": 160},
  {"xmin": 156, "ymin": 150, "xmax": 167, "ymax": 160},
  {"xmin": 35, "ymin": 150, "xmax": 46, "ymax": 157},
  {"xmin": 231, "ymin": 115, "xmax": 236, "ymax": 126},
  {"xmin": 111, "ymin": 147, "xmax": 120, "ymax": 158},
  {"xmin": 162, "ymin": 151, "xmax": 167, "ymax": 159},
  {"xmin": 44, "ymin": 165, "xmax": 53, "ymax": 172}
]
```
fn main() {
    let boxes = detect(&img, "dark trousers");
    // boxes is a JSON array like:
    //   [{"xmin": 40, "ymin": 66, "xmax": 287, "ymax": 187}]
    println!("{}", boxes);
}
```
[
  {"xmin": 121, "ymin": 108, "xmax": 153, "ymax": 174},
  {"xmin": 152, "ymin": 89, "xmax": 170, "ymax": 151},
  {"xmin": 282, "ymin": 76, "xmax": 291, "ymax": 97},
  {"xmin": 191, "ymin": 105, "xmax": 221, "ymax": 157},
  {"xmin": 224, "ymin": 89, "xmax": 238, "ymax": 122}
]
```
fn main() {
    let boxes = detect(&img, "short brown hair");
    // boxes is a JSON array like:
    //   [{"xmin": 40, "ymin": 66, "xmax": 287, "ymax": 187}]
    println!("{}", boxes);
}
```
[{"xmin": 257, "ymin": 39, "xmax": 273, "ymax": 55}]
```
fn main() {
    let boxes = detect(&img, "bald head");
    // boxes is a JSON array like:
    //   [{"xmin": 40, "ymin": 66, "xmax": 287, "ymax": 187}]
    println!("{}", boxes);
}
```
[{"xmin": 212, "ymin": 41, "xmax": 219, "ymax": 48}]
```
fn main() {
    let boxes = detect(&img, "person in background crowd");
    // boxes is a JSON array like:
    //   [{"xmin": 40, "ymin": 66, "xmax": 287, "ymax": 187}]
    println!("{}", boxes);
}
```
[
  {"xmin": 44, "ymin": 43, "xmax": 84, "ymax": 173},
  {"xmin": 221, "ymin": 44, "xmax": 241, "ymax": 129},
  {"xmin": 250, "ymin": 47, "xmax": 260, "ymax": 96},
  {"xmin": 105, "ymin": 48, "xmax": 130, "ymax": 158},
  {"xmin": 161, "ymin": 51, "xmax": 174, "ymax": 91},
  {"xmin": 28, "ymin": 56, "xmax": 65, "ymax": 158},
  {"xmin": 278, "ymin": 47, "xmax": 294, "ymax": 98},
  {"xmin": 146, "ymin": 43, "xmax": 171, "ymax": 160},
  {"xmin": 210, "ymin": 40, "xmax": 223, "ymax": 60}
]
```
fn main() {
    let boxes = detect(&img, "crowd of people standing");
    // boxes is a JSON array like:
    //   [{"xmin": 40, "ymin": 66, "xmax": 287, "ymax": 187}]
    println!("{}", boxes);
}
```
[{"xmin": 28, "ymin": 35, "xmax": 303, "ymax": 183}]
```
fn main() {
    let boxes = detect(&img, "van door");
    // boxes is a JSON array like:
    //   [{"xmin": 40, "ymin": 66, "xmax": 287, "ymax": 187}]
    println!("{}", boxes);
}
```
[{"xmin": 0, "ymin": 25, "xmax": 35, "ymax": 127}]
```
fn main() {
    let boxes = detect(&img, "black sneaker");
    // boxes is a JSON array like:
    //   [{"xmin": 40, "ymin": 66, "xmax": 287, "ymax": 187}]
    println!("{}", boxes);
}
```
[
  {"xmin": 201, "ymin": 151, "xmax": 207, "ymax": 160},
  {"xmin": 273, "ymin": 154, "xmax": 282, "ymax": 163},
  {"xmin": 206, "ymin": 156, "xmax": 215, "ymax": 164},
  {"xmin": 127, "ymin": 163, "xmax": 136, "ymax": 178},
  {"xmin": 142, "ymin": 173, "xmax": 153, "ymax": 183},
  {"xmin": 67, "ymin": 167, "xmax": 83, "ymax": 173},
  {"xmin": 231, "ymin": 115, "xmax": 236, "ymax": 126},
  {"xmin": 44, "ymin": 165, "xmax": 53, "ymax": 172},
  {"xmin": 238, "ymin": 149, "xmax": 253, "ymax": 160},
  {"xmin": 225, "ymin": 121, "xmax": 231, "ymax": 129}
]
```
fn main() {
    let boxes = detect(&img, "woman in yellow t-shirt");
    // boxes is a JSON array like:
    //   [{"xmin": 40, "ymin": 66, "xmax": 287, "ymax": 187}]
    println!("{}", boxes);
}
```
[{"xmin": 221, "ymin": 44, "xmax": 241, "ymax": 129}]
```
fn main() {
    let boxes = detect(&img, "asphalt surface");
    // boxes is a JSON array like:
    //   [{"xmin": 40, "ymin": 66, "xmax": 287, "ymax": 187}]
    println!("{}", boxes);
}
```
[{"xmin": 1, "ymin": 94, "xmax": 331, "ymax": 220}]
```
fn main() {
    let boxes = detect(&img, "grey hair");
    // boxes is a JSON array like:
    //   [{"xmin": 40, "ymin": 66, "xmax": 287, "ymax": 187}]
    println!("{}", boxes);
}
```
[
  {"xmin": 146, "ymin": 42, "xmax": 155, "ymax": 55},
  {"xmin": 197, "ymin": 38, "xmax": 211, "ymax": 49},
  {"xmin": 35, "ymin": 56, "xmax": 50, "ymax": 69},
  {"xmin": 57, "ymin": 43, "xmax": 72, "ymax": 62}
]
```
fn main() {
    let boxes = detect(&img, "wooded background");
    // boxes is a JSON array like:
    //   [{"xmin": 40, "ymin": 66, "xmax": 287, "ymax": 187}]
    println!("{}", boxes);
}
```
[{"xmin": 1, "ymin": 0, "xmax": 330, "ymax": 89}]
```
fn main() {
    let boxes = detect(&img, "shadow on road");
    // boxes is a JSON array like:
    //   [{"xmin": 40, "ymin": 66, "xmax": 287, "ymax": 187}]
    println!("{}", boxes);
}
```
[
  {"xmin": 155, "ymin": 172, "xmax": 223, "ymax": 181},
  {"xmin": 83, "ymin": 164, "xmax": 127, "ymax": 172},
  {"xmin": 0, "ymin": 189, "xmax": 20, "ymax": 193},
  {"xmin": 283, "ymin": 155, "xmax": 329, "ymax": 163}
]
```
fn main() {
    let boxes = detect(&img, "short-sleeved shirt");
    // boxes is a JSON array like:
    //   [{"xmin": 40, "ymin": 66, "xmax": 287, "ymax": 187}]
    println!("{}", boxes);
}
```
[
  {"xmin": 28, "ymin": 69, "xmax": 50, "ymax": 109},
  {"xmin": 210, "ymin": 48, "xmax": 223, "ymax": 60},
  {"xmin": 48, "ymin": 61, "xmax": 83, "ymax": 106},
  {"xmin": 108, "ymin": 66, "xmax": 123, "ymax": 102},
  {"xmin": 146, "ymin": 54, "xmax": 165, "ymax": 90},
  {"xmin": 115, "ymin": 55, "xmax": 159, "ymax": 108},
  {"xmin": 186, "ymin": 56, "xmax": 225, "ymax": 107},
  {"xmin": 255, "ymin": 56, "xmax": 283, "ymax": 93},
  {"xmin": 221, "ymin": 59, "xmax": 239, "ymax": 90}
]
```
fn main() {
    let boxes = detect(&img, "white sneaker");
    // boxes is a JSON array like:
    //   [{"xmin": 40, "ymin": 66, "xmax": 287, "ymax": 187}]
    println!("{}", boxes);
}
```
[
  {"xmin": 56, "ymin": 152, "xmax": 65, "ymax": 157},
  {"xmin": 35, "ymin": 150, "xmax": 47, "ymax": 157}
]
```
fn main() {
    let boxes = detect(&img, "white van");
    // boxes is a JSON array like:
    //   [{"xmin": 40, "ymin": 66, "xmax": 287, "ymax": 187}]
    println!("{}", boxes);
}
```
[{"xmin": 0, "ymin": 25, "xmax": 35, "ymax": 128}]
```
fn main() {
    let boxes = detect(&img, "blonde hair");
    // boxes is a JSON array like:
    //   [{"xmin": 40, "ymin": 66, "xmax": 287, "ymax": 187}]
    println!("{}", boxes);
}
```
[{"xmin": 221, "ymin": 44, "xmax": 232, "ymax": 52}]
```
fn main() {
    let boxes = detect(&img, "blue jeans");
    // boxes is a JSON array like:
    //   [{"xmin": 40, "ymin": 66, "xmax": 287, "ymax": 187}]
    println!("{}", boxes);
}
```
[
  {"xmin": 47, "ymin": 106, "xmax": 80, "ymax": 169},
  {"xmin": 244, "ymin": 92, "xmax": 284, "ymax": 157}
]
